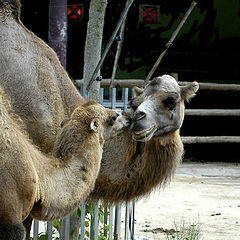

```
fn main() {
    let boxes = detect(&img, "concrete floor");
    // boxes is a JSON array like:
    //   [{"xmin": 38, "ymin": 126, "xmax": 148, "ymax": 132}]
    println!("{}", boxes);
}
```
[{"xmin": 134, "ymin": 162, "xmax": 240, "ymax": 240}]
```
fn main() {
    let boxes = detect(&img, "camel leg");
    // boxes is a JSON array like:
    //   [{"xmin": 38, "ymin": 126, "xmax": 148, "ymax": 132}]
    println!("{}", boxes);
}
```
[
  {"xmin": 23, "ymin": 215, "xmax": 33, "ymax": 240},
  {"xmin": 0, "ymin": 222, "xmax": 25, "ymax": 240},
  {"xmin": 0, "ymin": 179, "xmax": 27, "ymax": 240}
]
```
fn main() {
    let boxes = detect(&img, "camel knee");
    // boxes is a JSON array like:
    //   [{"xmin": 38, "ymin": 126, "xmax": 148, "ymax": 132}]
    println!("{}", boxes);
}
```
[{"xmin": 0, "ymin": 223, "xmax": 25, "ymax": 240}]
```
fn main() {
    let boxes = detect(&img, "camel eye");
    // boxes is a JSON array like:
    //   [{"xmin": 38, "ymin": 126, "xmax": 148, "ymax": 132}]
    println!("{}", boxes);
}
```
[{"xmin": 163, "ymin": 96, "xmax": 177, "ymax": 110}]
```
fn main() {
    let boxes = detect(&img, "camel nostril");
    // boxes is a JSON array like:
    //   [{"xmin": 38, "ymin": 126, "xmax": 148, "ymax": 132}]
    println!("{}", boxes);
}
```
[
  {"xmin": 134, "ymin": 111, "xmax": 146, "ymax": 121},
  {"xmin": 112, "ymin": 116, "xmax": 117, "ymax": 122},
  {"xmin": 107, "ymin": 113, "xmax": 118, "ymax": 126},
  {"xmin": 112, "ymin": 113, "xmax": 118, "ymax": 121}
]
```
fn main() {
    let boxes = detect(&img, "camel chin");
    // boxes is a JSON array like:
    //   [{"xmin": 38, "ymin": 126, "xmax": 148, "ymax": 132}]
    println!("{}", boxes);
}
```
[{"xmin": 132, "ymin": 125, "xmax": 156, "ymax": 142}]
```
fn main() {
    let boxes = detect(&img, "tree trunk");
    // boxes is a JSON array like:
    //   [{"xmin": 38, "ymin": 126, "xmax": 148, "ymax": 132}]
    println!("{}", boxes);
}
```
[
  {"xmin": 83, "ymin": 0, "xmax": 108, "ymax": 100},
  {"xmin": 48, "ymin": 0, "xmax": 67, "ymax": 69}
]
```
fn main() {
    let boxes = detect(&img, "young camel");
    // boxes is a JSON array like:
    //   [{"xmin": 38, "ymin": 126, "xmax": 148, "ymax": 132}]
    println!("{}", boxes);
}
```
[{"xmin": 0, "ymin": 90, "xmax": 128, "ymax": 240}]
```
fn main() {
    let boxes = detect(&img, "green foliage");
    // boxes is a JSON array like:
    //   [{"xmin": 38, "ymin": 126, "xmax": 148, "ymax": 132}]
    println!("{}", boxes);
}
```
[{"xmin": 53, "ymin": 219, "xmax": 62, "ymax": 233}]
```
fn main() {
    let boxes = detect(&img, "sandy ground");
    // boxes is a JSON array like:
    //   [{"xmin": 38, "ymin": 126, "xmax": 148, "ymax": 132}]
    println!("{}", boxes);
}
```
[{"xmin": 133, "ymin": 162, "xmax": 240, "ymax": 240}]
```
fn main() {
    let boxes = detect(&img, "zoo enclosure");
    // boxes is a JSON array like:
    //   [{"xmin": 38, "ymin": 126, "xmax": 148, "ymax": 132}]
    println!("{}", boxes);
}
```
[{"xmin": 32, "ymin": 79, "xmax": 240, "ymax": 239}]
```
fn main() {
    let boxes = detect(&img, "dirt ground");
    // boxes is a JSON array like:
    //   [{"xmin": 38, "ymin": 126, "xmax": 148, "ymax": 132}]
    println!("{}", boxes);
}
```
[{"xmin": 133, "ymin": 162, "xmax": 240, "ymax": 240}]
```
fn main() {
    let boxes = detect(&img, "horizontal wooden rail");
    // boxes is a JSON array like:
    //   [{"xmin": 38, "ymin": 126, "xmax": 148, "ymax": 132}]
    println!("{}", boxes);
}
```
[
  {"xmin": 185, "ymin": 109, "xmax": 240, "ymax": 116},
  {"xmin": 75, "ymin": 79, "xmax": 240, "ymax": 91},
  {"xmin": 182, "ymin": 136, "xmax": 240, "ymax": 144},
  {"xmin": 180, "ymin": 81, "xmax": 240, "ymax": 91}
]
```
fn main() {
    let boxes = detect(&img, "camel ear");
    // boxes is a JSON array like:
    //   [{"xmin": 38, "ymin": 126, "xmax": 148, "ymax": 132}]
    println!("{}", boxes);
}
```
[
  {"xmin": 180, "ymin": 81, "xmax": 199, "ymax": 102},
  {"xmin": 90, "ymin": 118, "xmax": 100, "ymax": 132},
  {"xmin": 133, "ymin": 86, "xmax": 144, "ymax": 96}
]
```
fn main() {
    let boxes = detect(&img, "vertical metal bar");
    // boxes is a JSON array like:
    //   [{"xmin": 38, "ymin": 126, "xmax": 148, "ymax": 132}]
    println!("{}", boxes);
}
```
[
  {"xmin": 75, "ymin": 220, "xmax": 80, "ymax": 240},
  {"xmin": 80, "ymin": 203, "xmax": 86, "ymax": 240},
  {"xmin": 124, "ymin": 204, "xmax": 130, "ymax": 240},
  {"xmin": 94, "ymin": 202, "xmax": 99, "ymax": 240},
  {"xmin": 64, "ymin": 215, "xmax": 70, "ymax": 240},
  {"xmin": 82, "ymin": 86, "xmax": 86, "ymax": 99},
  {"xmin": 60, "ymin": 217, "xmax": 65, "ymax": 239},
  {"xmin": 123, "ymin": 88, "xmax": 129, "ymax": 111},
  {"xmin": 80, "ymin": 85, "xmax": 84, "ymax": 97},
  {"xmin": 131, "ymin": 201, "xmax": 135, "ymax": 240},
  {"xmin": 104, "ymin": 207, "xmax": 108, "ymax": 238},
  {"xmin": 99, "ymin": 88, "xmax": 104, "ymax": 105},
  {"xmin": 33, "ymin": 220, "xmax": 39, "ymax": 240},
  {"xmin": 90, "ymin": 212, "xmax": 94, "ymax": 239},
  {"xmin": 109, "ymin": 205, "xmax": 114, "ymax": 240},
  {"xmin": 114, "ymin": 205, "xmax": 121, "ymax": 239},
  {"xmin": 111, "ymin": 88, "xmax": 116, "ymax": 109},
  {"xmin": 132, "ymin": 88, "xmax": 135, "ymax": 98},
  {"xmin": 47, "ymin": 222, "xmax": 53, "ymax": 240}
]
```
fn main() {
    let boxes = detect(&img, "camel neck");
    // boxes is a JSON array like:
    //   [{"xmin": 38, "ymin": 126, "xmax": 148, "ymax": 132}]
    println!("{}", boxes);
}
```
[
  {"xmin": 0, "ymin": 98, "xmax": 103, "ymax": 221},
  {"xmin": 31, "ymin": 130, "xmax": 102, "ymax": 221}
]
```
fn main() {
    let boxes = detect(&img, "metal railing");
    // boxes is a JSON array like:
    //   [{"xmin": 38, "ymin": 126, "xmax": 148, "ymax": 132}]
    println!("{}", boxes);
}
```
[{"xmin": 32, "ymin": 202, "xmax": 135, "ymax": 240}]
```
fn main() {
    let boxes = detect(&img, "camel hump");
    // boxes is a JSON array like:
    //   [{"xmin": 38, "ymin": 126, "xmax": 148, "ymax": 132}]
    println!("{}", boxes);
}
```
[{"xmin": 0, "ymin": 0, "xmax": 21, "ymax": 19}]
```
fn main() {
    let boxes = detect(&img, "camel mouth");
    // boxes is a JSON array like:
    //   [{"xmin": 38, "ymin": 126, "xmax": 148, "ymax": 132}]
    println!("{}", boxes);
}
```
[{"xmin": 132, "ymin": 126, "xmax": 156, "ymax": 142}]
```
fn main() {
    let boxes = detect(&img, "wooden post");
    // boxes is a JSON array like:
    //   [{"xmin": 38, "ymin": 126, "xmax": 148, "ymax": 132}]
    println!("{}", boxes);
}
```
[{"xmin": 83, "ymin": 0, "xmax": 108, "ymax": 100}]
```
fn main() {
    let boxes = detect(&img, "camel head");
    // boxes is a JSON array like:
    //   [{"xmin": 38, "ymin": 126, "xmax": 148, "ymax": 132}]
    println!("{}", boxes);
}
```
[
  {"xmin": 69, "ymin": 100, "xmax": 129, "ymax": 142},
  {"xmin": 129, "ymin": 75, "xmax": 199, "ymax": 141}
]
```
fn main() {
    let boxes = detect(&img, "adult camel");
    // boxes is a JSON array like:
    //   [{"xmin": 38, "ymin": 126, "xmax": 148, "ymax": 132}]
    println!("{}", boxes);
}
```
[{"xmin": 0, "ymin": 0, "xmax": 199, "ymax": 238}]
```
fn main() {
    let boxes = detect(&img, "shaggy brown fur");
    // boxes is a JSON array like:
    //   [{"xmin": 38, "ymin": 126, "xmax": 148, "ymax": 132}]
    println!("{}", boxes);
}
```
[{"xmin": 91, "ymin": 131, "xmax": 183, "ymax": 202}]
